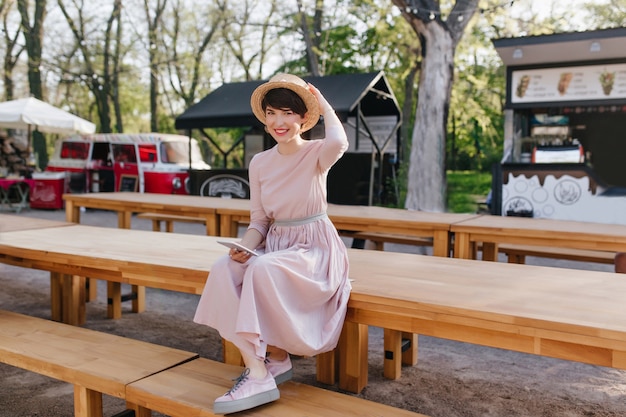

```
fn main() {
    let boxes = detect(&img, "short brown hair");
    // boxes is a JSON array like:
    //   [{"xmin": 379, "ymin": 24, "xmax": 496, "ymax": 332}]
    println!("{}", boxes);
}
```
[{"xmin": 261, "ymin": 88, "xmax": 307, "ymax": 118}]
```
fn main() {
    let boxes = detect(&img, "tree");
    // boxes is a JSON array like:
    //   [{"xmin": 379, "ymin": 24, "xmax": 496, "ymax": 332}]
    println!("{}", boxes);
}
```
[
  {"xmin": 56, "ymin": 0, "xmax": 125, "ymax": 133},
  {"xmin": 218, "ymin": 0, "xmax": 279, "ymax": 81},
  {"xmin": 1, "ymin": 0, "xmax": 24, "ymax": 101},
  {"xmin": 143, "ymin": 0, "xmax": 167, "ymax": 132},
  {"xmin": 162, "ymin": 0, "xmax": 223, "ymax": 108},
  {"xmin": 391, "ymin": 0, "xmax": 478, "ymax": 212},
  {"xmin": 17, "ymin": 0, "xmax": 47, "ymax": 168}
]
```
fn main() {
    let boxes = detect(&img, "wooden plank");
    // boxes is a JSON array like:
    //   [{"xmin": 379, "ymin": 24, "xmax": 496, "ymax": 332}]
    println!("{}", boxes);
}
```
[
  {"xmin": 0, "ymin": 225, "xmax": 224, "ymax": 323},
  {"xmin": 0, "ymin": 310, "xmax": 198, "ymax": 398},
  {"xmin": 126, "ymin": 357, "xmax": 428, "ymax": 417},
  {"xmin": 498, "ymin": 243, "xmax": 615, "ymax": 264},
  {"xmin": 452, "ymin": 215, "xmax": 626, "ymax": 260},
  {"xmin": 62, "ymin": 192, "xmax": 234, "ymax": 236},
  {"xmin": 0, "ymin": 213, "xmax": 73, "ymax": 232}
]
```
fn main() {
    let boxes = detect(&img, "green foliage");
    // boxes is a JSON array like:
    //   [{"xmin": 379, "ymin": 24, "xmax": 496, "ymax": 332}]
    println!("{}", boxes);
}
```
[{"xmin": 446, "ymin": 170, "xmax": 493, "ymax": 213}]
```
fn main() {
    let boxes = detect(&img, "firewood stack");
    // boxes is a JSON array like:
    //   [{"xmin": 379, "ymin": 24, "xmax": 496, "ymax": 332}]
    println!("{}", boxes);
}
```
[{"xmin": 0, "ymin": 134, "xmax": 29, "ymax": 176}]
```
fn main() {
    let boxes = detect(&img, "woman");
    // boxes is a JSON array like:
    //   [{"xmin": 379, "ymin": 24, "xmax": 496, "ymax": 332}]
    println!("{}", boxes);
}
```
[{"xmin": 193, "ymin": 73, "xmax": 351, "ymax": 414}]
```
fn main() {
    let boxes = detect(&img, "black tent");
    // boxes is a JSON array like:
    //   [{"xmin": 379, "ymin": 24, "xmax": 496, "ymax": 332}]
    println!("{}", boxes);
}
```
[
  {"xmin": 175, "ymin": 71, "xmax": 402, "ymax": 205},
  {"xmin": 175, "ymin": 71, "xmax": 400, "ymax": 129}
]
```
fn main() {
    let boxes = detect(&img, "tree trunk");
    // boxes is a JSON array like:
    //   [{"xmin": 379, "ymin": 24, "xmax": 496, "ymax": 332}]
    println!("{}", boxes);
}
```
[
  {"xmin": 392, "ymin": 0, "xmax": 479, "ymax": 212},
  {"xmin": 405, "ymin": 23, "xmax": 454, "ymax": 212},
  {"xmin": 17, "ymin": 0, "xmax": 47, "ymax": 168}
]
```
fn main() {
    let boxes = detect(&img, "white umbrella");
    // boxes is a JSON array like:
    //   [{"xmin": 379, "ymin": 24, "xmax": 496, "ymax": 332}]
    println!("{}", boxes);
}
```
[{"xmin": 0, "ymin": 97, "xmax": 96, "ymax": 135}]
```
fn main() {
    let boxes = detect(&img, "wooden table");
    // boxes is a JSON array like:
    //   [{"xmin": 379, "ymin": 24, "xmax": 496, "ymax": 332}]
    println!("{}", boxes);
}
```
[
  {"xmin": 330, "ymin": 248, "xmax": 626, "ymax": 393},
  {"xmin": 4, "ymin": 220, "xmax": 626, "ymax": 396},
  {"xmin": 0, "ymin": 213, "xmax": 73, "ymax": 232},
  {"xmin": 451, "ymin": 215, "xmax": 626, "ymax": 260},
  {"xmin": 217, "ymin": 200, "xmax": 479, "ymax": 257},
  {"xmin": 63, "ymin": 192, "xmax": 233, "ymax": 236},
  {"xmin": 63, "ymin": 193, "xmax": 477, "ymax": 257},
  {"xmin": 0, "ymin": 224, "xmax": 225, "ymax": 325}
]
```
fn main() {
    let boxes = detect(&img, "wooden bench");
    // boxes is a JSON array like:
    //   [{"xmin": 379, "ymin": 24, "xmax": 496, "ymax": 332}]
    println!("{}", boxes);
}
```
[
  {"xmin": 0, "ymin": 310, "xmax": 198, "ymax": 417},
  {"xmin": 137, "ymin": 212, "xmax": 206, "ymax": 232},
  {"xmin": 5, "ymin": 223, "xmax": 626, "ymax": 399},
  {"xmin": 497, "ymin": 243, "xmax": 615, "ymax": 264},
  {"xmin": 341, "ymin": 228, "xmax": 616, "ymax": 266},
  {"xmin": 339, "ymin": 230, "xmax": 434, "ymax": 251},
  {"xmin": 126, "ymin": 356, "xmax": 429, "ymax": 417}
]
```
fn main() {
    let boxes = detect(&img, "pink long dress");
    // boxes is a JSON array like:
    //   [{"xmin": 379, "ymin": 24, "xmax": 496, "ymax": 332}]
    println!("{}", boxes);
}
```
[{"xmin": 193, "ymin": 124, "xmax": 351, "ymax": 359}]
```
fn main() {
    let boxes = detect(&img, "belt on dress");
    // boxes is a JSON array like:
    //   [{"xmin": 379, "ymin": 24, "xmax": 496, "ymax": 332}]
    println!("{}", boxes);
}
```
[{"xmin": 272, "ymin": 212, "xmax": 328, "ymax": 227}]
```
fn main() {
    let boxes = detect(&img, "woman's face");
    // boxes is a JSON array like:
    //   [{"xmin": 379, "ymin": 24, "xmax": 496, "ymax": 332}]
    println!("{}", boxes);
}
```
[{"xmin": 264, "ymin": 105, "xmax": 306, "ymax": 143}]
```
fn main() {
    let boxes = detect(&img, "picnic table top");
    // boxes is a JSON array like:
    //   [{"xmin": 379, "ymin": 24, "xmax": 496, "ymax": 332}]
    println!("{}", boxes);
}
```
[
  {"xmin": 451, "ymin": 214, "xmax": 626, "ymax": 240},
  {"xmin": 0, "ymin": 213, "xmax": 73, "ymax": 233},
  {"xmin": 346, "ymin": 248, "xmax": 626, "ymax": 340}
]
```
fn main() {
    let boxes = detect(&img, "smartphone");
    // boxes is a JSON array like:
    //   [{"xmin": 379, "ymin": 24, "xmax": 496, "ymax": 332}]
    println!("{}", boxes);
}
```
[{"xmin": 217, "ymin": 241, "xmax": 260, "ymax": 256}]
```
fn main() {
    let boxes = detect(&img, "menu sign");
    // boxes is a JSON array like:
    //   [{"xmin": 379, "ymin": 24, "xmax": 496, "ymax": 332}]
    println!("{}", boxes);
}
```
[{"xmin": 510, "ymin": 62, "xmax": 626, "ymax": 104}]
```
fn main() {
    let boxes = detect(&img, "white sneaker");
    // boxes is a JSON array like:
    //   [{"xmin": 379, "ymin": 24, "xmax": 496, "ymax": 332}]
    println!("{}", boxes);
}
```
[
  {"xmin": 264, "ymin": 355, "xmax": 293, "ymax": 384},
  {"xmin": 213, "ymin": 368, "xmax": 279, "ymax": 415}
]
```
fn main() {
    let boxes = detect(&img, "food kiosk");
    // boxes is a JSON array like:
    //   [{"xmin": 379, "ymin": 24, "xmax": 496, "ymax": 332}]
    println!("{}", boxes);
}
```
[{"xmin": 492, "ymin": 27, "xmax": 626, "ymax": 225}]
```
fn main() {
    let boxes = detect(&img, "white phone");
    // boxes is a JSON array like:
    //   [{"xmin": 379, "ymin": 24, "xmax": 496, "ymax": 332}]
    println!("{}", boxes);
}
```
[{"xmin": 217, "ymin": 241, "xmax": 260, "ymax": 256}]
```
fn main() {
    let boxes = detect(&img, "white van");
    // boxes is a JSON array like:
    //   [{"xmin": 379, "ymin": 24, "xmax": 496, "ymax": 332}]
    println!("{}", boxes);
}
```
[{"xmin": 46, "ymin": 133, "xmax": 210, "ymax": 194}]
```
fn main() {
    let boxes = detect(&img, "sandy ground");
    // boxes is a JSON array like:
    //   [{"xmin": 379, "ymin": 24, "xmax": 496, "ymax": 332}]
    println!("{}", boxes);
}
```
[{"xmin": 1, "ymin": 208, "xmax": 626, "ymax": 417}]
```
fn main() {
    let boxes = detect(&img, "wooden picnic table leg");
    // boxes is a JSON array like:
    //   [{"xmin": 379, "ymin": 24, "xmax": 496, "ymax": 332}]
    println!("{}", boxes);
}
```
[
  {"xmin": 61, "ymin": 274, "xmax": 86, "ymax": 326},
  {"xmin": 338, "ymin": 321, "xmax": 368, "ymax": 394},
  {"xmin": 65, "ymin": 199, "xmax": 81, "ymax": 223},
  {"xmin": 74, "ymin": 385, "xmax": 103, "ymax": 417},
  {"xmin": 384, "ymin": 328, "xmax": 402, "ymax": 379},
  {"xmin": 50, "ymin": 272, "xmax": 63, "ymax": 322},
  {"xmin": 205, "ymin": 214, "xmax": 218, "ymax": 236},
  {"xmin": 132, "ymin": 285, "xmax": 146, "ymax": 314},
  {"xmin": 432, "ymin": 230, "xmax": 451, "ymax": 257},
  {"xmin": 118, "ymin": 211, "xmax": 132, "ymax": 229},
  {"xmin": 219, "ymin": 214, "xmax": 235, "ymax": 237},
  {"xmin": 402, "ymin": 332, "xmax": 418, "ymax": 367},
  {"xmin": 126, "ymin": 402, "xmax": 151, "ymax": 417},
  {"xmin": 482, "ymin": 242, "xmax": 499, "ymax": 261},
  {"xmin": 107, "ymin": 282, "xmax": 122, "ymax": 320},
  {"xmin": 86, "ymin": 278, "xmax": 97, "ymax": 302},
  {"xmin": 316, "ymin": 349, "xmax": 338, "ymax": 385},
  {"xmin": 382, "ymin": 330, "xmax": 418, "ymax": 380},
  {"xmin": 453, "ymin": 232, "xmax": 473, "ymax": 259}
]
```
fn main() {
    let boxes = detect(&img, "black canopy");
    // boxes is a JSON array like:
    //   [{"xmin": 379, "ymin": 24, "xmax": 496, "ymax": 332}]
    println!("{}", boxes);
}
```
[{"xmin": 175, "ymin": 71, "xmax": 400, "ymax": 130}]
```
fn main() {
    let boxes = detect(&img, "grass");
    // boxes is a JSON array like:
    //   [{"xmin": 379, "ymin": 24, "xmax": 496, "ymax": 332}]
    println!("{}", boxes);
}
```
[{"xmin": 446, "ymin": 170, "xmax": 492, "ymax": 213}]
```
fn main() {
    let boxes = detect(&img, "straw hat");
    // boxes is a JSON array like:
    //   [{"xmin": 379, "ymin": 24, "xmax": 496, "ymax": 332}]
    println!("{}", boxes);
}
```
[{"xmin": 250, "ymin": 73, "xmax": 320, "ymax": 132}]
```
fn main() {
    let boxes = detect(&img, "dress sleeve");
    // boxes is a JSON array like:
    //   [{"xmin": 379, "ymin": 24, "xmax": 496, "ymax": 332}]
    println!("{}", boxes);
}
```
[
  {"xmin": 318, "ymin": 112, "xmax": 349, "ymax": 172},
  {"xmin": 247, "ymin": 155, "xmax": 271, "ymax": 237}
]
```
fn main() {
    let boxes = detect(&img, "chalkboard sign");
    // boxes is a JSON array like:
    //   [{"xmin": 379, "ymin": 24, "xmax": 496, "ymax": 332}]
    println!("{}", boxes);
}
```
[{"xmin": 119, "ymin": 175, "xmax": 138, "ymax": 192}]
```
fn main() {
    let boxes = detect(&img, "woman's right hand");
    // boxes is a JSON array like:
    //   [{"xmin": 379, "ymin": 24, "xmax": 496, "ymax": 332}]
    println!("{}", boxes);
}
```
[{"xmin": 229, "ymin": 247, "xmax": 252, "ymax": 263}]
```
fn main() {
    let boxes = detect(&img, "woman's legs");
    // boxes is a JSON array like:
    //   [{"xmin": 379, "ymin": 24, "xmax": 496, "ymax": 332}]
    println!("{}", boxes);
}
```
[
  {"xmin": 240, "ymin": 350, "xmax": 268, "ymax": 379},
  {"xmin": 264, "ymin": 346, "xmax": 293, "ymax": 384}
]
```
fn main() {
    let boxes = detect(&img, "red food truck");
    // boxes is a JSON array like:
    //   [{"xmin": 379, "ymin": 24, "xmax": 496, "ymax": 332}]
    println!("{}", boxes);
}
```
[{"xmin": 45, "ymin": 133, "xmax": 210, "ymax": 195}]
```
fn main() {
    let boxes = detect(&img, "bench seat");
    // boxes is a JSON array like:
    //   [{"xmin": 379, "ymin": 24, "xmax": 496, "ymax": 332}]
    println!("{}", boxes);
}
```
[
  {"xmin": 498, "ymin": 243, "xmax": 615, "ymax": 264},
  {"xmin": 137, "ymin": 212, "xmax": 206, "ymax": 232},
  {"xmin": 126, "ymin": 357, "xmax": 429, "ymax": 417},
  {"xmin": 339, "ymin": 230, "xmax": 434, "ymax": 251},
  {"xmin": 342, "ymin": 229, "xmax": 616, "ymax": 265},
  {"xmin": 0, "ymin": 310, "xmax": 198, "ymax": 417}
]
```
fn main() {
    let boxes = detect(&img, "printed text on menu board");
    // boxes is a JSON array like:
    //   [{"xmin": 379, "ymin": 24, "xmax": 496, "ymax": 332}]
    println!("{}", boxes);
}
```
[{"xmin": 511, "ymin": 62, "xmax": 626, "ymax": 104}]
